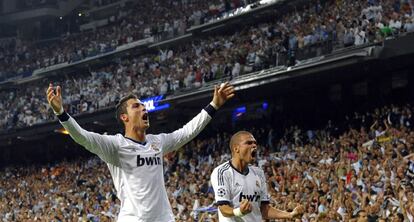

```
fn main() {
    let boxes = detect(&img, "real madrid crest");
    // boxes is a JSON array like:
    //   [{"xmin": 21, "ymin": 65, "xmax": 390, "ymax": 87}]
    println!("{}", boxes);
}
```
[{"xmin": 151, "ymin": 143, "xmax": 160, "ymax": 152}]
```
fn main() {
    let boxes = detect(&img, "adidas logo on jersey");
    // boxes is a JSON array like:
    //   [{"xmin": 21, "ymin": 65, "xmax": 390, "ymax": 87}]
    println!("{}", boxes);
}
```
[
  {"xmin": 137, "ymin": 155, "xmax": 162, "ymax": 167},
  {"xmin": 239, "ymin": 192, "xmax": 260, "ymax": 202}
]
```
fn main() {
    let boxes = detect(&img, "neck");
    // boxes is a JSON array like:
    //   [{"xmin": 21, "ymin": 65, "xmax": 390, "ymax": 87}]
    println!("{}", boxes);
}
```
[
  {"xmin": 231, "ymin": 158, "xmax": 248, "ymax": 174},
  {"xmin": 125, "ymin": 127, "xmax": 146, "ymax": 142}
]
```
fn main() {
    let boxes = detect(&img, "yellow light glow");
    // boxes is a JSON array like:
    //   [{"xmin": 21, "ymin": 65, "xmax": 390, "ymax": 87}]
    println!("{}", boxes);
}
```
[{"xmin": 55, "ymin": 128, "xmax": 69, "ymax": 135}]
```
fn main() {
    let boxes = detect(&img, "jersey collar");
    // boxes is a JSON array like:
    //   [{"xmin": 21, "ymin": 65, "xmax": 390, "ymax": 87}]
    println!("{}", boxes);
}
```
[
  {"xmin": 229, "ymin": 160, "xmax": 249, "ymax": 176},
  {"xmin": 125, "ymin": 136, "xmax": 147, "ymax": 146}
]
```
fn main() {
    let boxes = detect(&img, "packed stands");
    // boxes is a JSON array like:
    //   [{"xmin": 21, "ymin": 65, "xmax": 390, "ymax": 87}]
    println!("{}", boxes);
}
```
[
  {"xmin": 0, "ymin": 103, "xmax": 413, "ymax": 221},
  {"xmin": 1, "ymin": 1, "xmax": 414, "ymax": 220},
  {"xmin": 0, "ymin": 0, "xmax": 258, "ymax": 80},
  {"xmin": 1, "ymin": 0, "xmax": 413, "ymax": 132}
]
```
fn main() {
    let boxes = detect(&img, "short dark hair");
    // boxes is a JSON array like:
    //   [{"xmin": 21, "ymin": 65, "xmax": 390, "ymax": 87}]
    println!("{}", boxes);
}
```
[
  {"xmin": 115, "ymin": 94, "xmax": 138, "ymax": 127},
  {"xmin": 229, "ymin": 131, "xmax": 252, "ymax": 153}
]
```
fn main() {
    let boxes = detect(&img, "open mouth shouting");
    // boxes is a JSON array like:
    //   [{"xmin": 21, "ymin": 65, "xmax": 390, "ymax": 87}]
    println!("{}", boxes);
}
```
[
  {"xmin": 251, "ymin": 149, "xmax": 257, "ymax": 160},
  {"xmin": 142, "ymin": 113, "xmax": 149, "ymax": 126},
  {"xmin": 142, "ymin": 113, "xmax": 149, "ymax": 121}
]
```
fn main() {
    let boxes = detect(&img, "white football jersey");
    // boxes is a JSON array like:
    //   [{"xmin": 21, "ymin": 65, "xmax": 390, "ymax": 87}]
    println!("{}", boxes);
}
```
[
  {"xmin": 211, "ymin": 161, "xmax": 270, "ymax": 222},
  {"xmin": 60, "ymin": 109, "xmax": 213, "ymax": 222}
]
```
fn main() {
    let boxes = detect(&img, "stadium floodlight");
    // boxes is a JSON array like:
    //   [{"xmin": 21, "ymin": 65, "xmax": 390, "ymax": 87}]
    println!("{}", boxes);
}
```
[{"xmin": 54, "ymin": 128, "xmax": 69, "ymax": 135}]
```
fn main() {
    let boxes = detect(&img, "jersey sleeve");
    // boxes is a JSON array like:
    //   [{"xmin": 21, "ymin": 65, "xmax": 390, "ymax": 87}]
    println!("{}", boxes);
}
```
[
  {"xmin": 211, "ymin": 166, "xmax": 232, "ymax": 205},
  {"xmin": 59, "ymin": 113, "xmax": 120, "ymax": 166},
  {"xmin": 157, "ymin": 108, "xmax": 213, "ymax": 154},
  {"xmin": 258, "ymin": 169, "xmax": 270, "ymax": 203}
]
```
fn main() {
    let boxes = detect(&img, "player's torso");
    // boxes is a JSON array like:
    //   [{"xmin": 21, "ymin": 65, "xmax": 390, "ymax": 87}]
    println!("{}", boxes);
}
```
[
  {"xmin": 112, "ymin": 135, "xmax": 174, "ymax": 221},
  {"xmin": 232, "ymin": 169, "xmax": 262, "ymax": 201},
  {"xmin": 220, "ymin": 165, "xmax": 264, "ymax": 222},
  {"xmin": 118, "ymin": 136, "xmax": 163, "ymax": 174}
]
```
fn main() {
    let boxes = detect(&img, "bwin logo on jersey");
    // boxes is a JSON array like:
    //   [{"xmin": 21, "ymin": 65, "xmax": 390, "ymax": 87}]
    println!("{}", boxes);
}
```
[
  {"xmin": 239, "ymin": 192, "xmax": 260, "ymax": 202},
  {"xmin": 137, "ymin": 155, "xmax": 162, "ymax": 167}
]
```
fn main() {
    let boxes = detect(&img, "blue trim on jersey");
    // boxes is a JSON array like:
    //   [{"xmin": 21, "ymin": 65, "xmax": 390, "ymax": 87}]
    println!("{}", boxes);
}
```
[
  {"xmin": 204, "ymin": 104, "xmax": 217, "ymax": 117},
  {"xmin": 57, "ymin": 112, "xmax": 70, "ymax": 122},
  {"xmin": 261, "ymin": 201, "xmax": 270, "ymax": 205},
  {"xmin": 229, "ymin": 160, "xmax": 249, "ymax": 176},
  {"xmin": 125, "ymin": 137, "xmax": 147, "ymax": 146},
  {"xmin": 218, "ymin": 163, "xmax": 230, "ymax": 186},
  {"xmin": 216, "ymin": 201, "xmax": 231, "ymax": 206}
]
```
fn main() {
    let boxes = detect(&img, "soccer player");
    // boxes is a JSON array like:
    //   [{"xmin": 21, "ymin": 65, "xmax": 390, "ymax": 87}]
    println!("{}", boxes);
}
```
[
  {"xmin": 211, "ymin": 131, "xmax": 304, "ymax": 221},
  {"xmin": 46, "ymin": 82, "xmax": 235, "ymax": 222}
]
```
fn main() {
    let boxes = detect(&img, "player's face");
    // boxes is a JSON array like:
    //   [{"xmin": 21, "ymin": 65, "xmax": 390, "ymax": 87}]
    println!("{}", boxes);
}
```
[
  {"xmin": 124, "ymin": 99, "xmax": 149, "ymax": 130},
  {"xmin": 235, "ymin": 134, "xmax": 257, "ymax": 164}
]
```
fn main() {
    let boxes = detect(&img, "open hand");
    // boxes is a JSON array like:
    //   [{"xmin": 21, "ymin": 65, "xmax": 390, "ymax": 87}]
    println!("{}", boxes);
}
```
[
  {"xmin": 212, "ymin": 82, "xmax": 235, "ymax": 108},
  {"xmin": 46, "ymin": 83, "xmax": 63, "ymax": 115}
]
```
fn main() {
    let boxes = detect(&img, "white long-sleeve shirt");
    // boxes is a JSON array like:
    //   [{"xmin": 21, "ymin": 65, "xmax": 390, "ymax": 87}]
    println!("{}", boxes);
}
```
[{"xmin": 59, "ymin": 108, "xmax": 214, "ymax": 222}]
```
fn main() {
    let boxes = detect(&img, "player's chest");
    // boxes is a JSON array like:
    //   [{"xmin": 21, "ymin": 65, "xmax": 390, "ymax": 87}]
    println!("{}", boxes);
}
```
[
  {"xmin": 118, "ymin": 142, "xmax": 163, "ymax": 170},
  {"xmin": 232, "ymin": 173, "xmax": 262, "ymax": 195}
]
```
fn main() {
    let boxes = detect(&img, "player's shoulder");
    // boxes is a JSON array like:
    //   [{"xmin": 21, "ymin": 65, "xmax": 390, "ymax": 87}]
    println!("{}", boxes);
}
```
[
  {"xmin": 145, "ymin": 133, "xmax": 164, "ymax": 143},
  {"xmin": 102, "ymin": 133, "xmax": 124, "ymax": 142},
  {"xmin": 248, "ymin": 164, "xmax": 262, "ymax": 171},
  {"xmin": 212, "ymin": 161, "xmax": 232, "ymax": 184},
  {"xmin": 113, "ymin": 133, "xmax": 146, "ymax": 146},
  {"xmin": 212, "ymin": 161, "xmax": 232, "ymax": 175},
  {"xmin": 249, "ymin": 165, "xmax": 265, "ymax": 176},
  {"xmin": 216, "ymin": 161, "xmax": 231, "ymax": 170},
  {"xmin": 110, "ymin": 133, "xmax": 128, "ymax": 145}
]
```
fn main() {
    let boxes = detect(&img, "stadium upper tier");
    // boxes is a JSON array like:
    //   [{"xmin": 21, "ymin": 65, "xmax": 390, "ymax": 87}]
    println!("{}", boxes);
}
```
[
  {"xmin": 0, "ymin": 0, "xmax": 258, "ymax": 80},
  {"xmin": 0, "ymin": 0, "xmax": 413, "ymax": 131}
]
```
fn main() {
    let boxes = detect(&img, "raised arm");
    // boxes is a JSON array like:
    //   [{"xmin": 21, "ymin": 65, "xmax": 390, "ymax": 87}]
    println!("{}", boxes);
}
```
[
  {"xmin": 46, "ymin": 83, "xmax": 120, "ymax": 166},
  {"xmin": 370, "ymin": 120, "xmax": 378, "ymax": 132},
  {"xmin": 160, "ymin": 83, "xmax": 235, "ymax": 153},
  {"xmin": 397, "ymin": 151, "xmax": 414, "ymax": 164}
]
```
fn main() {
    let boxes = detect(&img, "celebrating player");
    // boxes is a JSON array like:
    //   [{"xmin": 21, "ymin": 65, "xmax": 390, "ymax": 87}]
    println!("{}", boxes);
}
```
[
  {"xmin": 211, "ymin": 131, "xmax": 304, "ymax": 221},
  {"xmin": 46, "ymin": 82, "xmax": 235, "ymax": 222}
]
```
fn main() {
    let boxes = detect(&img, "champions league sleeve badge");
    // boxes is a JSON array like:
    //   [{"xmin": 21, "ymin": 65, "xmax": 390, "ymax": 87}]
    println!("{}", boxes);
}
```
[{"xmin": 217, "ymin": 187, "xmax": 226, "ymax": 197}]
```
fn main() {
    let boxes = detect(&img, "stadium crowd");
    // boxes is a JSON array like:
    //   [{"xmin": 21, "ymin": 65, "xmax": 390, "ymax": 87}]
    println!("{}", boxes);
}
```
[
  {"xmin": 0, "ymin": 103, "xmax": 413, "ymax": 221},
  {"xmin": 1, "ymin": 0, "xmax": 414, "ymax": 131},
  {"xmin": 0, "ymin": 0, "xmax": 256, "ymax": 80}
]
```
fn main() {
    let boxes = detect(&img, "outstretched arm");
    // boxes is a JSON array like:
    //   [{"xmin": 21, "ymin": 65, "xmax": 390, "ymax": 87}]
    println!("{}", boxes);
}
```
[
  {"xmin": 160, "ymin": 82, "xmax": 235, "ymax": 153},
  {"xmin": 46, "ymin": 83, "xmax": 120, "ymax": 166},
  {"xmin": 261, "ymin": 203, "xmax": 304, "ymax": 220}
]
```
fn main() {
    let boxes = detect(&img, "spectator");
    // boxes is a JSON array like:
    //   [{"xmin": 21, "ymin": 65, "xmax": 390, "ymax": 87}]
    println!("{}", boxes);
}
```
[
  {"xmin": 1, "ymin": 102, "xmax": 413, "ymax": 221},
  {"xmin": 1, "ymin": 0, "xmax": 414, "ymax": 132}
]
